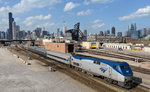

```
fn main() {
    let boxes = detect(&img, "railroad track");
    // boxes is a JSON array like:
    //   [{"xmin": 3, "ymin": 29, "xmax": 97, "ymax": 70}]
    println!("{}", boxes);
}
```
[
  {"xmin": 9, "ymin": 46, "xmax": 150, "ymax": 92},
  {"xmin": 10, "ymin": 47, "xmax": 116, "ymax": 92},
  {"xmin": 88, "ymin": 49, "xmax": 150, "ymax": 62},
  {"xmin": 87, "ymin": 49, "xmax": 150, "ymax": 75},
  {"xmin": 130, "ymin": 65, "xmax": 150, "ymax": 75},
  {"xmin": 88, "ymin": 50, "xmax": 135, "ymax": 61},
  {"xmin": 90, "ymin": 49, "xmax": 150, "ymax": 62},
  {"xmin": 104, "ymin": 49, "xmax": 150, "ymax": 61}
]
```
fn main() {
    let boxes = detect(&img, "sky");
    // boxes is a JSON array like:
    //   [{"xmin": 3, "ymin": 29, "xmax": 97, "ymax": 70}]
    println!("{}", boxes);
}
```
[{"xmin": 0, "ymin": 0, "xmax": 150, "ymax": 34}]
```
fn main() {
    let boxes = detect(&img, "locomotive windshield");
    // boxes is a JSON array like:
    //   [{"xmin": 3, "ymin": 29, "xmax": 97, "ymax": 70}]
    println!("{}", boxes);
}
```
[
  {"xmin": 119, "ymin": 64, "xmax": 133, "ymax": 77},
  {"xmin": 120, "ymin": 65, "xmax": 130, "ymax": 69}
]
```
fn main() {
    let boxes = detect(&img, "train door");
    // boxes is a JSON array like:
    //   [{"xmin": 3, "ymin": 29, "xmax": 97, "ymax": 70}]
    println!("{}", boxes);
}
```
[{"xmin": 109, "ymin": 67, "xmax": 112, "ymax": 78}]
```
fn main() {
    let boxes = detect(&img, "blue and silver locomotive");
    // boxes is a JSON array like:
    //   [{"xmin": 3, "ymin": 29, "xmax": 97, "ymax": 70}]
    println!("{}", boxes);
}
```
[{"xmin": 24, "ymin": 46, "xmax": 133, "ymax": 88}]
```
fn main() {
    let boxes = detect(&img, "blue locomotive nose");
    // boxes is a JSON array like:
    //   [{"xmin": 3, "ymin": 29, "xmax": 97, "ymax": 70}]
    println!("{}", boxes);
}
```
[{"xmin": 118, "ymin": 63, "xmax": 133, "ymax": 77}]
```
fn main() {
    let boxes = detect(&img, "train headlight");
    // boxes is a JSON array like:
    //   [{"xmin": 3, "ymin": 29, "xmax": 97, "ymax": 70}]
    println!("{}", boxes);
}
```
[{"xmin": 126, "ymin": 70, "xmax": 129, "ymax": 73}]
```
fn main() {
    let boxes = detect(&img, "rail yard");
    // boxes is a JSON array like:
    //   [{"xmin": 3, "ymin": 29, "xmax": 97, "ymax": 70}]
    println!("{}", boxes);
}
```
[
  {"xmin": 3, "ymin": 45, "xmax": 150, "ymax": 92},
  {"xmin": 86, "ymin": 49, "xmax": 150, "ymax": 75},
  {"xmin": 1, "ymin": 1, "xmax": 150, "ymax": 92}
]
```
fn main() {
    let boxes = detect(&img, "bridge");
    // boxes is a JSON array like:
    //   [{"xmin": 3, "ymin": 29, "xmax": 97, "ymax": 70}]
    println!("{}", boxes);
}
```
[{"xmin": 0, "ymin": 39, "xmax": 35, "ymax": 45}]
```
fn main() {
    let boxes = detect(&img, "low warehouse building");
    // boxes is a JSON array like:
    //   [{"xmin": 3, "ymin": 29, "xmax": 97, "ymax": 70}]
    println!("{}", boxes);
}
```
[
  {"xmin": 143, "ymin": 46, "xmax": 150, "ymax": 52},
  {"xmin": 82, "ymin": 42, "xmax": 99, "ymax": 49},
  {"xmin": 45, "ymin": 42, "xmax": 76, "ymax": 53},
  {"xmin": 102, "ymin": 43, "xmax": 131, "ymax": 50}
]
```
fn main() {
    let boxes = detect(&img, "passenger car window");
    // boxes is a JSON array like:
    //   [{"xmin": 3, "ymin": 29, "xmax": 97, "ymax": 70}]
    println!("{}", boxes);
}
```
[
  {"xmin": 94, "ymin": 61, "xmax": 96, "ymax": 64},
  {"xmin": 93, "ymin": 61, "xmax": 101, "ymax": 65},
  {"xmin": 97, "ymin": 62, "xmax": 101, "ymax": 65}
]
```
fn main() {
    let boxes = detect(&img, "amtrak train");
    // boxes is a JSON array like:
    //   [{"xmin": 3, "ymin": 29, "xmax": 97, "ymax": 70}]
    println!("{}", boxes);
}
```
[{"xmin": 23, "ymin": 46, "xmax": 133, "ymax": 88}]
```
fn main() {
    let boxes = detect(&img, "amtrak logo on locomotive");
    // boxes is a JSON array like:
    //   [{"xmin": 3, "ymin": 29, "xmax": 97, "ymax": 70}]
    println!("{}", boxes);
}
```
[{"xmin": 99, "ymin": 67, "xmax": 108, "ymax": 73}]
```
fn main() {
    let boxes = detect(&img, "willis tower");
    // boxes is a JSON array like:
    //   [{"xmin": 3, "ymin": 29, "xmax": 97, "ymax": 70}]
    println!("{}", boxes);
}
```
[{"xmin": 8, "ymin": 12, "xmax": 14, "ymax": 40}]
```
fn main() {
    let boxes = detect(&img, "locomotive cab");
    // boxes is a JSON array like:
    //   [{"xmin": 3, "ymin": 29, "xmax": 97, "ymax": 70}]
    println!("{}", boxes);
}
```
[{"xmin": 118, "ymin": 62, "xmax": 133, "ymax": 88}]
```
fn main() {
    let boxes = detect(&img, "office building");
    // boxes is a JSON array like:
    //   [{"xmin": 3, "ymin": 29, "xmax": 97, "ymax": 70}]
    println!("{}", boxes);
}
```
[
  {"xmin": 131, "ymin": 31, "xmax": 139, "ymax": 39},
  {"xmin": 12, "ymin": 21, "xmax": 16, "ymax": 40},
  {"xmin": 34, "ymin": 27, "xmax": 42, "ymax": 38},
  {"xmin": 0, "ymin": 31, "xmax": 5, "ymax": 39},
  {"xmin": 83, "ymin": 29, "xmax": 87, "ymax": 41},
  {"xmin": 104, "ymin": 30, "xmax": 110, "ymax": 36},
  {"xmin": 117, "ymin": 32, "xmax": 122, "ymax": 37},
  {"xmin": 125, "ymin": 22, "xmax": 139, "ymax": 38},
  {"xmin": 57, "ymin": 28, "xmax": 60, "ymax": 37},
  {"xmin": 111, "ymin": 26, "xmax": 115, "ymax": 36},
  {"xmin": 63, "ymin": 26, "xmax": 67, "ymax": 35},
  {"xmin": 8, "ymin": 12, "xmax": 14, "ymax": 40},
  {"xmin": 42, "ymin": 31, "xmax": 48, "ymax": 38},
  {"xmin": 99, "ymin": 31, "xmax": 103, "ymax": 36},
  {"xmin": 129, "ymin": 22, "xmax": 136, "ymax": 31},
  {"xmin": 16, "ymin": 25, "xmax": 20, "ymax": 40}
]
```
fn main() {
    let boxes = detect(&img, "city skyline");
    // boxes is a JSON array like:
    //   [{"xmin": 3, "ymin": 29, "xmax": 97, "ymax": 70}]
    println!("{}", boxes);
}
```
[{"xmin": 0, "ymin": 0, "xmax": 150, "ymax": 34}]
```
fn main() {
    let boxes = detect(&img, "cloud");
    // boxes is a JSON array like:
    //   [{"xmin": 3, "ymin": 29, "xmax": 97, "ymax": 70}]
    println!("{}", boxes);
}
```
[
  {"xmin": 4, "ymin": 2, "xmax": 9, "ymax": 5},
  {"xmin": 13, "ymin": 0, "xmax": 61, "ymax": 13},
  {"xmin": 83, "ymin": 0, "xmax": 90, "ymax": 5},
  {"xmin": 119, "ymin": 6, "xmax": 150, "ymax": 21},
  {"xmin": 83, "ymin": 0, "xmax": 114, "ymax": 6},
  {"xmin": 92, "ymin": 23, "xmax": 105, "ymax": 29},
  {"xmin": 0, "ymin": 6, "xmax": 10, "ymax": 16},
  {"xmin": 77, "ymin": 9, "xmax": 91, "ymax": 16},
  {"xmin": 0, "ymin": 19, "xmax": 8, "ymax": 31},
  {"xmin": 64, "ymin": 2, "xmax": 80, "ymax": 12},
  {"xmin": 91, "ymin": 0, "xmax": 113, "ymax": 3},
  {"xmin": 0, "ymin": 0, "xmax": 61, "ymax": 16},
  {"xmin": 0, "ymin": 19, "xmax": 8, "ymax": 25},
  {"xmin": 93, "ymin": 19, "xmax": 101, "ymax": 23},
  {"xmin": 37, "ymin": 22, "xmax": 55, "ymax": 27},
  {"xmin": 23, "ymin": 14, "xmax": 51, "ymax": 26},
  {"xmin": 15, "ymin": 17, "xmax": 20, "ymax": 22}
]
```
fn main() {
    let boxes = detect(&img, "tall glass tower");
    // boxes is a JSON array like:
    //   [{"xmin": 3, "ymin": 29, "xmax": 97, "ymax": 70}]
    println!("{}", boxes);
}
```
[{"xmin": 8, "ymin": 12, "xmax": 14, "ymax": 40}]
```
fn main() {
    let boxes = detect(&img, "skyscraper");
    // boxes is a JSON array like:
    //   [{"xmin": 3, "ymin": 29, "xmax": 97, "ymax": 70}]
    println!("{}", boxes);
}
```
[
  {"xmin": 34, "ymin": 27, "xmax": 42, "ymax": 38},
  {"xmin": 12, "ymin": 21, "xmax": 16, "ymax": 40},
  {"xmin": 83, "ymin": 29, "xmax": 87, "ymax": 40},
  {"xmin": 8, "ymin": 12, "xmax": 14, "ymax": 40},
  {"xmin": 129, "ymin": 23, "xmax": 136, "ymax": 31},
  {"xmin": 104, "ymin": 30, "xmax": 110, "ymax": 36},
  {"xmin": 99, "ymin": 31, "xmax": 103, "ymax": 36},
  {"xmin": 57, "ymin": 28, "xmax": 60, "ymax": 37},
  {"xmin": 111, "ymin": 26, "xmax": 115, "ymax": 36},
  {"xmin": 16, "ymin": 25, "xmax": 20, "ymax": 40},
  {"xmin": 63, "ymin": 26, "xmax": 67, "ymax": 35}
]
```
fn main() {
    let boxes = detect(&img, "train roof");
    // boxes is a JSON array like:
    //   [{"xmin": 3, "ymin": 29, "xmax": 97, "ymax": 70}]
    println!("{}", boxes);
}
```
[{"xmin": 72, "ymin": 54, "xmax": 128, "ymax": 67}]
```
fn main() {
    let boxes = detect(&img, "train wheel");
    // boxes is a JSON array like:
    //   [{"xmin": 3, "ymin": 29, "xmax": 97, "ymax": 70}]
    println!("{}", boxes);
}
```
[
  {"xmin": 82, "ymin": 70, "xmax": 86, "ymax": 73},
  {"xmin": 112, "ymin": 80, "xmax": 117, "ymax": 85},
  {"xmin": 108, "ymin": 78, "xmax": 112, "ymax": 84},
  {"xmin": 104, "ymin": 77, "xmax": 108, "ymax": 81}
]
